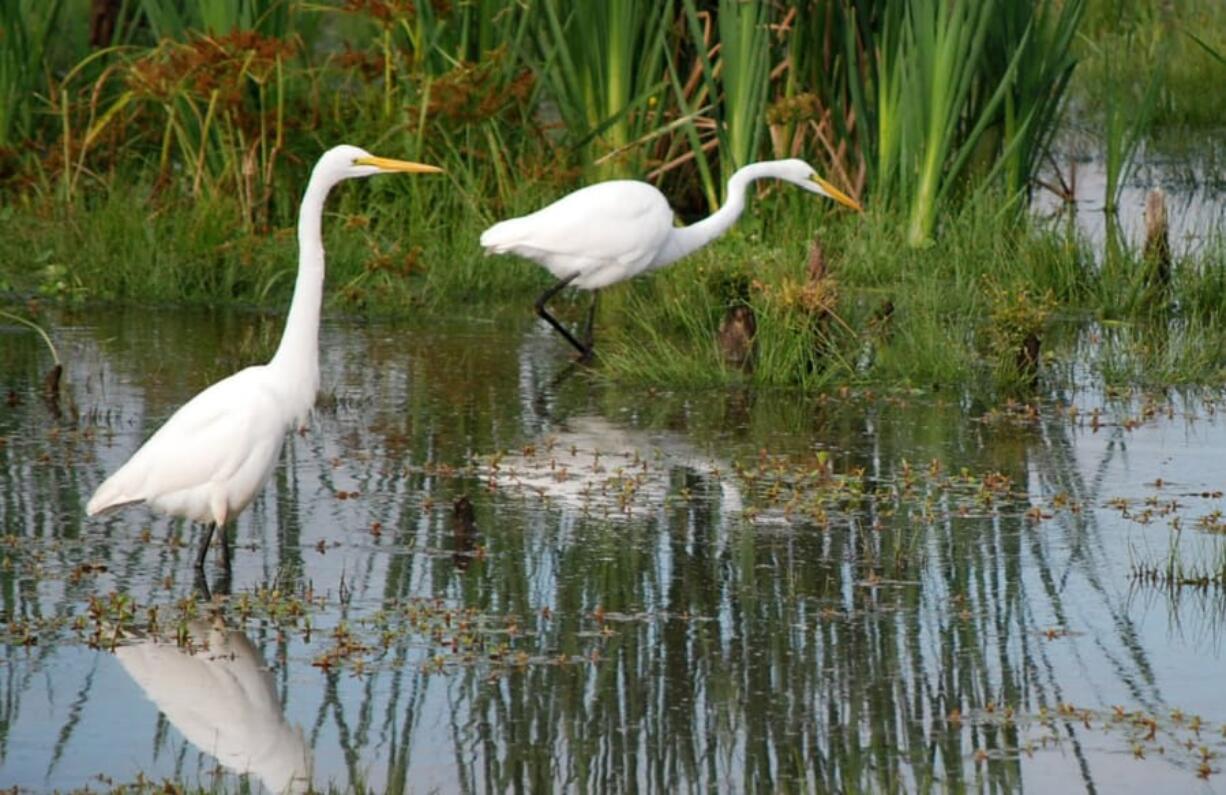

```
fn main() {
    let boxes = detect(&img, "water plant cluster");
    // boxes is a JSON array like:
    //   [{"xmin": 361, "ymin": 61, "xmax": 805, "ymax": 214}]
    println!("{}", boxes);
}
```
[{"xmin": 0, "ymin": 0, "xmax": 1224, "ymax": 392}]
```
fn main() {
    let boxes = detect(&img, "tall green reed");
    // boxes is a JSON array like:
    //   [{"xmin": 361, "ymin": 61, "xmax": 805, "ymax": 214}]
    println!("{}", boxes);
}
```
[
  {"xmin": 846, "ymin": 0, "xmax": 1082, "ymax": 245},
  {"xmin": 881, "ymin": 0, "xmax": 1006, "ymax": 246},
  {"xmin": 0, "ymin": 0, "xmax": 64, "ymax": 147},
  {"xmin": 138, "ymin": 0, "xmax": 292, "ymax": 39},
  {"xmin": 682, "ymin": 0, "xmax": 772, "ymax": 185},
  {"xmin": 988, "ymin": 0, "xmax": 1085, "ymax": 202},
  {"xmin": 533, "ymin": 0, "xmax": 673, "ymax": 178},
  {"xmin": 701, "ymin": 0, "xmax": 765, "ymax": 174},
  {"xmin": 1100, "ymin": 35, "xmax": 1166, "ymax": 214}
]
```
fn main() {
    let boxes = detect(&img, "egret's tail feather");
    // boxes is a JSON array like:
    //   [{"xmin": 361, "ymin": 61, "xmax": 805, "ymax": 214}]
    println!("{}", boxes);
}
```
[
  {"xmin": 479, "ymin": 219, "xmax": 528, "ymax": 254},
  {"xmin": 86, "ymin": 481, "xmax": 144, "ymax": 516}
]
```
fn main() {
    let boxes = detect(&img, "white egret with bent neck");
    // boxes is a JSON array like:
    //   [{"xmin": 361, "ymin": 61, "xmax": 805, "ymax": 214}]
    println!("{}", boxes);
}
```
[
  {"xmin": 480, "ymin": 159, "xmax": 862, "ymax": 360},
  {"xmin": 87, "ymin": 145, "xmax": 443, "ymax": 571}
]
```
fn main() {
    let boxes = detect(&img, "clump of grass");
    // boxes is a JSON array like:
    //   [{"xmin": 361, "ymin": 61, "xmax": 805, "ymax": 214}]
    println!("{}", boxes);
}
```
[
  {"xmin": 597, "ymin": 191, "xmax": 1226, "ymax": 391},
  {"xmin": 1131, "ymin": 532, "xmax": 1226, "ymax": 589},
  {"xmin": 982, "ymin": 280, "xmax": 1057, "ymax": 389},
  {"xmin": 594, "ymin": 198, "xmax": 975, "ymax": 388},
  {"xmin": 846, "ymin": 0, "xmax": 1085, "ymax": 246},
  {"xmin": 1093, "ymin": 318, "xmax": 1226, "ymax": 389}
]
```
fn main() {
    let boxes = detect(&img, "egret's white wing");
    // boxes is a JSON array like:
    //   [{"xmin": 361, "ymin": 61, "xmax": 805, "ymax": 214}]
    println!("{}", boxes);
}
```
[
  {"xmin": 481, "ymin": 181, "xmax": 675, "ymax": 280},
  {"xmin": 87, "ymin": 366, "xmax": 287, "ymax": 518}
]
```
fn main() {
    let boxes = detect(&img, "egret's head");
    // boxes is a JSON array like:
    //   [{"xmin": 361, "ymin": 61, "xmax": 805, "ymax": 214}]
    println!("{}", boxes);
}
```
[
  {"xmin": 776, "ymin": 158, "xmax": 862, "ymax": 212},
  {"xmin": 317, "ymin": 145, "xmax": 444, "ymax": 183}
]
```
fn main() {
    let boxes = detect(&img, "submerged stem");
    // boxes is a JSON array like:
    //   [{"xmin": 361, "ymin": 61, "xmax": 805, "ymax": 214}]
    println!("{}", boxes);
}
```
[{"xmin": 0, "ymin": 309, "xmax": 61, "ymax": 366}]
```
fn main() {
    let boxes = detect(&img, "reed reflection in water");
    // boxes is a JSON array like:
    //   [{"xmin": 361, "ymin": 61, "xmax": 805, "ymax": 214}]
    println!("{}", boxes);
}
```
[{"xmin": 0, "ymin": 309, "xmax": 1224, "ymax": 793}]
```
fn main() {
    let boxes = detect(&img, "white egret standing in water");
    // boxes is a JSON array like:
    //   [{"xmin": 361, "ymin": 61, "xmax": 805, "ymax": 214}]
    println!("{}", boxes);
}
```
[
  {"xmin": 87, "ymin": 146, "xmax": 443, "ymax": 570},
  {"xmin": 479, "ymin": 159, "xmax": 861, "ymax": 360}
]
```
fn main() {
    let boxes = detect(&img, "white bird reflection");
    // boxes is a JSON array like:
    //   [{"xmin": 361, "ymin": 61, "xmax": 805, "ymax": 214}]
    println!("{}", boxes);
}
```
[
  {"xmin": 484, "ymin": 414, "xmax": 744, "ymax": 524},
  {"xmin": 113, "ymin": 619, "xmax": 311, "ymax": 794}
]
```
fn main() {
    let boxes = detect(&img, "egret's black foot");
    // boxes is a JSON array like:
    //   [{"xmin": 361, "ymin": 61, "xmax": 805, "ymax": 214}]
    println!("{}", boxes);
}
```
[
  {"xmin": 193, "ymin": 569, "xmax": 212, "ymax": 600},
  {"xmin": 193, "ymin": 568, "xmax": 232, "ymax": 601}
]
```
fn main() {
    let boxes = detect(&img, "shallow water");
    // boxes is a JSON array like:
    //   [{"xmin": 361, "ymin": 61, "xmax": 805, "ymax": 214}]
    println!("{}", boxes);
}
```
[
  {"xmin": 1035, "ymin": 135, "xmax": 1226, "ymax": 257},
  {"xmin": 2, "ymin": 308, "xmax": 1225, "ymax": 794}
]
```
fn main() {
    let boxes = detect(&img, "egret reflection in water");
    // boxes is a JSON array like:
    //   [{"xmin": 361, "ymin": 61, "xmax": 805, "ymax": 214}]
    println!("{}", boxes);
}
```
[
  {"xmin": 114, "ymin": 619, "xmax": 312, "ymax": 794},
  {"xmin": 483, "ymin": 413, "xmax": 744, "ymax": 523}
]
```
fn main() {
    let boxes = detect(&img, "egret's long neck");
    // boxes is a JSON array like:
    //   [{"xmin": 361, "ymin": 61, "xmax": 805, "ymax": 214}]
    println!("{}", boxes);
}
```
[
  {"xmin": 653, "ymin": 164, "xmax": 767, "ymax": 268},
  {"xmin": 270, "ymin": 169, "xmax": 333, "ymax": 380}
]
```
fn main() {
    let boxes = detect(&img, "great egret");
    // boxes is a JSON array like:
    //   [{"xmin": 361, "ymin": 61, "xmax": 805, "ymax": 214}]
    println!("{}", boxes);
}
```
[
  {"xmin": 86, "ymin": 145, "xmax": 442, "ymax": 571},
  {"xmin": 478, "ymin": 414, "xmax": 744, "ymax": 523},
  {"xmin": 480, "ymin": 159, "xmax": 861, "ymax": 360}
]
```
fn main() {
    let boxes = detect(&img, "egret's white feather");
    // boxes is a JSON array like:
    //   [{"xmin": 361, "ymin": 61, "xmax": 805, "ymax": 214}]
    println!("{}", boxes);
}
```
[
  {"xmin": 86, "ymin": 366, "xmax": 288, "ymax": 524},
  {"xmin": 481, "ymin": 181, "xmax": 674, "ymax": 289}
]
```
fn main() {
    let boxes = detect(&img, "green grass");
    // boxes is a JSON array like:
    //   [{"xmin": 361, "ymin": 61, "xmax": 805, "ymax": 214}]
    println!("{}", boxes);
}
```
[
  {"xmin": 3, "ymin": 174, "xmax": 1225, "ymax": 394},
  {"xmin": 0, "ymin": 175, "xmax": 547, "ymax": 311},
  {"xmin": 0, "ymin": 0, "xmax": 63, "ymax": 147},
  {"xmin": 1077, "ymin": 0, "xmax": 1226, "ymax": 127},
  {"xmin": 2, "ymin": 0, "xmax": 1113, "ymax": 249}
]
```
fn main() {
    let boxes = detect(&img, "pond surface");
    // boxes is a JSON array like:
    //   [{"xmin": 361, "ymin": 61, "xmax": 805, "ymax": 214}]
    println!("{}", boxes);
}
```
[
  {"xmin": 1035, "ymin": 134, "xmax": 1226, "ymax": 259},
  {"xmin": 2, "ymin": 308, "xmax": 1225, "ymax": 794}
]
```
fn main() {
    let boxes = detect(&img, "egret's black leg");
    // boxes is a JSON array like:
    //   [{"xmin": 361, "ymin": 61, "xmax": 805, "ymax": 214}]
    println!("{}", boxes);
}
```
[
  {"xmin": 218, "ymin": 525, "xmax": 232, "ymax": 572},
  {"xmin": 195, "ymin": 523, "xmax": 215, "ymax": 570},
  {"xmin": 581, "ymin": 291, "xmax": 600, "ymax": 355},
  {"xmin": 534, "ymin": 273, "xmax": 590, "ymax": 358},
  {"xmin": 193, "ymin": 568, "xmax": 231, "ymax": 602},
  {"xmin": 211, "ymin": 567, "xmax": 232, "ymax": 598}
]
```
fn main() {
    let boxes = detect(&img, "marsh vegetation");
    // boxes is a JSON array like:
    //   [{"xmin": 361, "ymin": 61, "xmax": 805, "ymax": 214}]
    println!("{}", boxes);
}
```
[{"xmin": 0, "ymin": 0, "xmax": 1223, "ymax": 392}]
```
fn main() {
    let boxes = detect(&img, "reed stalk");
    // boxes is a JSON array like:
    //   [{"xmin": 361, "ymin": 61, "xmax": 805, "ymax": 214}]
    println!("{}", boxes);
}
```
[
  {"xmin": 0, "ymin": 0, "xmax": 63, "ymax": 147},
  {"xmin": 679, "ymin": 0, "xmax": 772, "ymax": 201},
  {"xmin": 1100, "ymin": 34, "xmax": 1166, "ymax": 214},
  {"xmin": 534, "ymin": 0, "xmax": 673, "ymax": 178}
]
